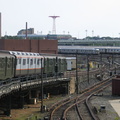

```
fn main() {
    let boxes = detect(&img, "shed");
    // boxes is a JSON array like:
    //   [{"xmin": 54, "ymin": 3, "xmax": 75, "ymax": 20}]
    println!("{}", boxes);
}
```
[{"xmin": 112, "ymin": 78, "xmax": 120, "ymax": 95}]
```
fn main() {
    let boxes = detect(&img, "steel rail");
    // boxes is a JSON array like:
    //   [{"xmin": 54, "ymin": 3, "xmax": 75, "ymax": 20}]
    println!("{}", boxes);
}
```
[
  {"xmin": 85, "ymin": 82, "xmax": 112, "ymax": 120},
  {"xmin": 62, "ymin": 78, "xmax": 112, "ymax": 120}
]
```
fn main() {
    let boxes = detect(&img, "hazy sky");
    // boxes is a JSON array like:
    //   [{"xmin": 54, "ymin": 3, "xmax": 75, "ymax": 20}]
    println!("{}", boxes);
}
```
[{"xmin": 0, "ymin": 0, "xmax": 120, "ymax": 38}]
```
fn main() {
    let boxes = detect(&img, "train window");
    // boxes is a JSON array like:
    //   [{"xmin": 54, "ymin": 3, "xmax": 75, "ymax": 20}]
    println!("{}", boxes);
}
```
[
  {"xmin": 0, "ymin": 58, "xmax": 4, "ymax": 68},
  {"xmin": 7, "ymin": 62, "xmax": 10, "ymax": 68},
  {"xmin": 17, "ymin": 59, "xmax": 19, "ymax": 65},
  {"xmin": 27, "ymin": 58, "xmax": 29, "ymax": 64},
  {"xmin": 44, "ymin": 59, "xmax": 47, "ymax": 65},
  {"xmin": 34, "ymin": 59, "xmax": 36, "ymax": 64},
  {"xmin": 13, "ymin": 52, "xmax": 15, "ymax": 55},
  {"xmin": 1, "ymin": 63, "xmax": 4, "ymax": 68},
  {"xmin": 23, "ymin": 59, "xmax": 26, "ymax": 65},
  {"xmin": 19, "ymin": 58, "xmax": 21, "ymax": 64},
  {"xmin": 37, "ymin": 59, "xmax": 40, "ymax": 65},
  {"xmin": 50, "ymin": 59, "xmax": 53, "ymax": 65},
  {"xmin": 30, "ymin": 59, "xmax": 33, "ymax": 65}
]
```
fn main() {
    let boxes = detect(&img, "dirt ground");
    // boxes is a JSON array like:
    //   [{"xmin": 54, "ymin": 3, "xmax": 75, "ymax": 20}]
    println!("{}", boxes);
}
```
[{"xmin": 0, "ymin": 78, "xmax": 76, "ymax": 120}]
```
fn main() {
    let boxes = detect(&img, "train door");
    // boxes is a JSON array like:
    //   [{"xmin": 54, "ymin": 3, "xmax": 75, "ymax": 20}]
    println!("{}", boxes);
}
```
[
  {"xmin": 30, "ymin": 58, "xmax": 34, "ymax": 74},
  {"xmin": 21, "ymin": 58, "xmax": 28, "ymax": 75},
  {"xmin": 34, "ymin": 58, "xmax": 36, "ymax": 74},
  {"xmin": 45, "ymin": 58, "xmax": 49, "ymax": 75},
  {"xmin": 19, "ymin": 58, "xmax": 22, "ymax": 75},
  {"xmin": 53, "ymin": 58, "xmax": 56, "ymax": 74},
  {"xmin": 16, "ymin": 57, "xmax": 21, "ymax": 76},
  {"xmin": 11, "ymin": 57, "xmax": 15, "ymax": 77},
  {"xmin": 43, "ymin": 58, "xmax": 47, "ymax": 75},
  {"xmin": 36, "ymin": 58, "xmax": 39, "ymax": 74},
  {"xmin": 0, "ymin": 57, "xmax": 5, "ymax": 80},
  {"xmin": 27, "ymin": 58, "xmax": 30, "ymax": 75},
  {"xmin": 6, "ymin": 57, "xmax": 14, "ymax": 79},
  {"xmin": 4, "ymin": 57, "xmax": 7, "ymax": 78}
]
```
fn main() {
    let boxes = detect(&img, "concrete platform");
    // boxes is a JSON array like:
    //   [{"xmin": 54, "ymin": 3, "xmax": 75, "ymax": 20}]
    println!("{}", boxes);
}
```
[{"xmin": 109, "ymin": 99, "xmax": 120, "ymax": 117}]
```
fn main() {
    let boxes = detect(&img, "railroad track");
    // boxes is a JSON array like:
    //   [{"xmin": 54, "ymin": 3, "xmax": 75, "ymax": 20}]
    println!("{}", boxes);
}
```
[
  {"xmin": 48, "ymin": 78, "xmax": 112, "ymax": 120},
  {"xmin": 64, "ymin": 69, "xmax": 101, "ymax": 77}
]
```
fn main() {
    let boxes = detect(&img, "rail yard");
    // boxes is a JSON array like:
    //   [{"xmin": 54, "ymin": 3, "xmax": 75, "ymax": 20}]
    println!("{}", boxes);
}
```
[
  {"xmin": 1, "ymin": 1, "xmax": 120, "ymax": 119},
  {"xmin": 0, "ymin": 50, "xmax": 120, "ymax": 120}
]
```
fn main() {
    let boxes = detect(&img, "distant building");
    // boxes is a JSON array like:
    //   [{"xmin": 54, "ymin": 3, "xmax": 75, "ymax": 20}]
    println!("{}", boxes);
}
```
[
  {"xmin": 47, "ymin": 34, "xmax": 72, "ymax": 40},
  {"xmin": 17, "ymin": 34, "xmax": 72, "ymax": 40},
  {"xmin": 17, "ymin": 28, "xmax": 34, "ymax": 35}
]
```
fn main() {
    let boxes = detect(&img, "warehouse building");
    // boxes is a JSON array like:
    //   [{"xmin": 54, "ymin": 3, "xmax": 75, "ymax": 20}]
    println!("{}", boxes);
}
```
[{"xmin": 0, "ymin": 39, "xmax": 58, "ymax": 54}]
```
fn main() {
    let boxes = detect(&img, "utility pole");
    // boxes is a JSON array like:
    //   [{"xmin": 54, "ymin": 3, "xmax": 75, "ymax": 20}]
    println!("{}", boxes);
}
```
[
  {"xmin": 87, "ymin": 54, "xmax": 90, "ymax": 84},
  {"xmin": 76, "ymin": 50, "xmax": 79, "ymax": 94},
  {"xmin": 100, "ymin": 54, "xmax": 103, "ymax": 80}
]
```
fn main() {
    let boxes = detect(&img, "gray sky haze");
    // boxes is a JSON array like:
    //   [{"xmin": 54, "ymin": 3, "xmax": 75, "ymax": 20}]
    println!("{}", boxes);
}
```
[{"xmin": 0, "ymin": 0, "xmax": 120, "ymax": 38}]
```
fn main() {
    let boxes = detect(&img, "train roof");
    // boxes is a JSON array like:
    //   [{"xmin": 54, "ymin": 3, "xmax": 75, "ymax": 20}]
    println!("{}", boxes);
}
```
[
  {"xmin": 66, "ymin": 57, "xmax": 76, "ymax": 60},
  {"xmin": 58, "ymin": 46, "xmax": 97, "ymax": 50},
  {"xmin": 58, "ymin": 46, "xmax": 120, "ymax": 50},
  {"xmin": 0, "ymin": 50, "xmax": 15, "ymax": 57},
  {"xmin": 9, "ymin": 51, "xmax": 40, "ymax": 56}
]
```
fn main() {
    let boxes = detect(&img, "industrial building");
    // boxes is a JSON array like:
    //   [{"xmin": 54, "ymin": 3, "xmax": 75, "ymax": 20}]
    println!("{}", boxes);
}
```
[
  {"xmin": 58, "ymin": 39, "xmax": 120, "ymax": 46},
  {"xmin": 0, "ymin": 39, "xmax": 58, "ymax": 54},
  {"xmin": 17, "ymin": 28, "xmax": 34, "ymax": 35},
  {"xmin": 17, "ymin": 34, "xmax": 72, "ymax": 40}
]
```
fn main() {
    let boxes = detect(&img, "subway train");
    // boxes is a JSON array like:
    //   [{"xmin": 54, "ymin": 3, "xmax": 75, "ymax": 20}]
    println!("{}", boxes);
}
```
[
  {"xmin": 0, "ymin": 50, "xmax": 67, "ymax": 81},
  {"xmin": 59, "ymin": 46, "xmax": 120, "ymax": 54},
  {"xmin": 58, "ymin": 46, "xmax": 100, "ymax": 54},
  {"xmin": 95, "ymin": 47, "xmax": 120, "ymax": 54}
]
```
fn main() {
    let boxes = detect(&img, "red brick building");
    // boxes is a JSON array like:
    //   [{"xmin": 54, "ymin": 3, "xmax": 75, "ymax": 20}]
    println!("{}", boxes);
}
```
[{"xmin": 0, "ymin": 39, "xmax": 58, "ymax": 54}]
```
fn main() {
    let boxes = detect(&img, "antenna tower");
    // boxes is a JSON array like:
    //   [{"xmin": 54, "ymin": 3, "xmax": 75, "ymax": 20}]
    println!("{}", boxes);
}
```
[{"xmin": 49, "ymin": 15, "xmax": 60, "ymax": 34}]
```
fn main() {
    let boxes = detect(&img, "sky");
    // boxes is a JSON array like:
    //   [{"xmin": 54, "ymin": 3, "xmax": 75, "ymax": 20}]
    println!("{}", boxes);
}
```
[{"xmin": 0, "ymin": 0, "xmax": 120, "ymax": 38}]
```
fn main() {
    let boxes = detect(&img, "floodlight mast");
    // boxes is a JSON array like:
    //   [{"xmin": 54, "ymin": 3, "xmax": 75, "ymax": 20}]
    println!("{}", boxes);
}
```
[{"xmin": 49, "ymin": 16, "xmax": 60, "ymax": 34}]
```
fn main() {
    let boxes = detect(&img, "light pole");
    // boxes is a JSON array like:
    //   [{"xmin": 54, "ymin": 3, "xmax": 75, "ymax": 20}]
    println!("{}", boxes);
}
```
[
  {"xmin": 86, "ymin": 54, "xmax": 90, "ymax": 84},
  {"xmin": 92, "ymin": 30, "xmax": 94, "ymax": 37},
  {"xmin": 85, "ymin": 30, "xmax": 88, "ymax": 39},
  {"xmin": 41, "ymin": 58, "xmax": 44, "ymax": 113},
  {"xmin": 76, "ymin": 50, "xmax": 79, "ymax": 94},
  {"xmin": 100, "ymin": 54, "xmax": 103, "ymax": 80}
]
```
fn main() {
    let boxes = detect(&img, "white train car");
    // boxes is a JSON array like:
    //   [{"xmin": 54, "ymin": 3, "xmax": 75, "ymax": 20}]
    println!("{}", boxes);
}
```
[
  {"xmin": 58, "ymin": 46, "xmax": 100, "ymax": 55},
  {"xmin": 66, "ymin": 57, "xmax": 76, "ymax": 70},
  {"xmin": 9, "ymin": 51, "xmax": 44, "ymax": 76},
  {"xmin": 94, "ymin": 46, "xmax": 120, "ymax": 54}
]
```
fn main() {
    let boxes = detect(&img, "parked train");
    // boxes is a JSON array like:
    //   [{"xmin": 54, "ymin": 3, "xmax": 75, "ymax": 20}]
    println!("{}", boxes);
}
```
[
  {"xmin": 59, "ymin": 46, "xmax": 120, "ymax": 54},
  {"xmin": 95, "ymin": 47, "xmax": 120, "ymax": 54},
  {"xmin": 0, "ymin": 50, "xmax": 67, "ymax": 81},
  {"xmin": 58, "ymin": 46, "xmax": 100, "ymax": 54}
]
